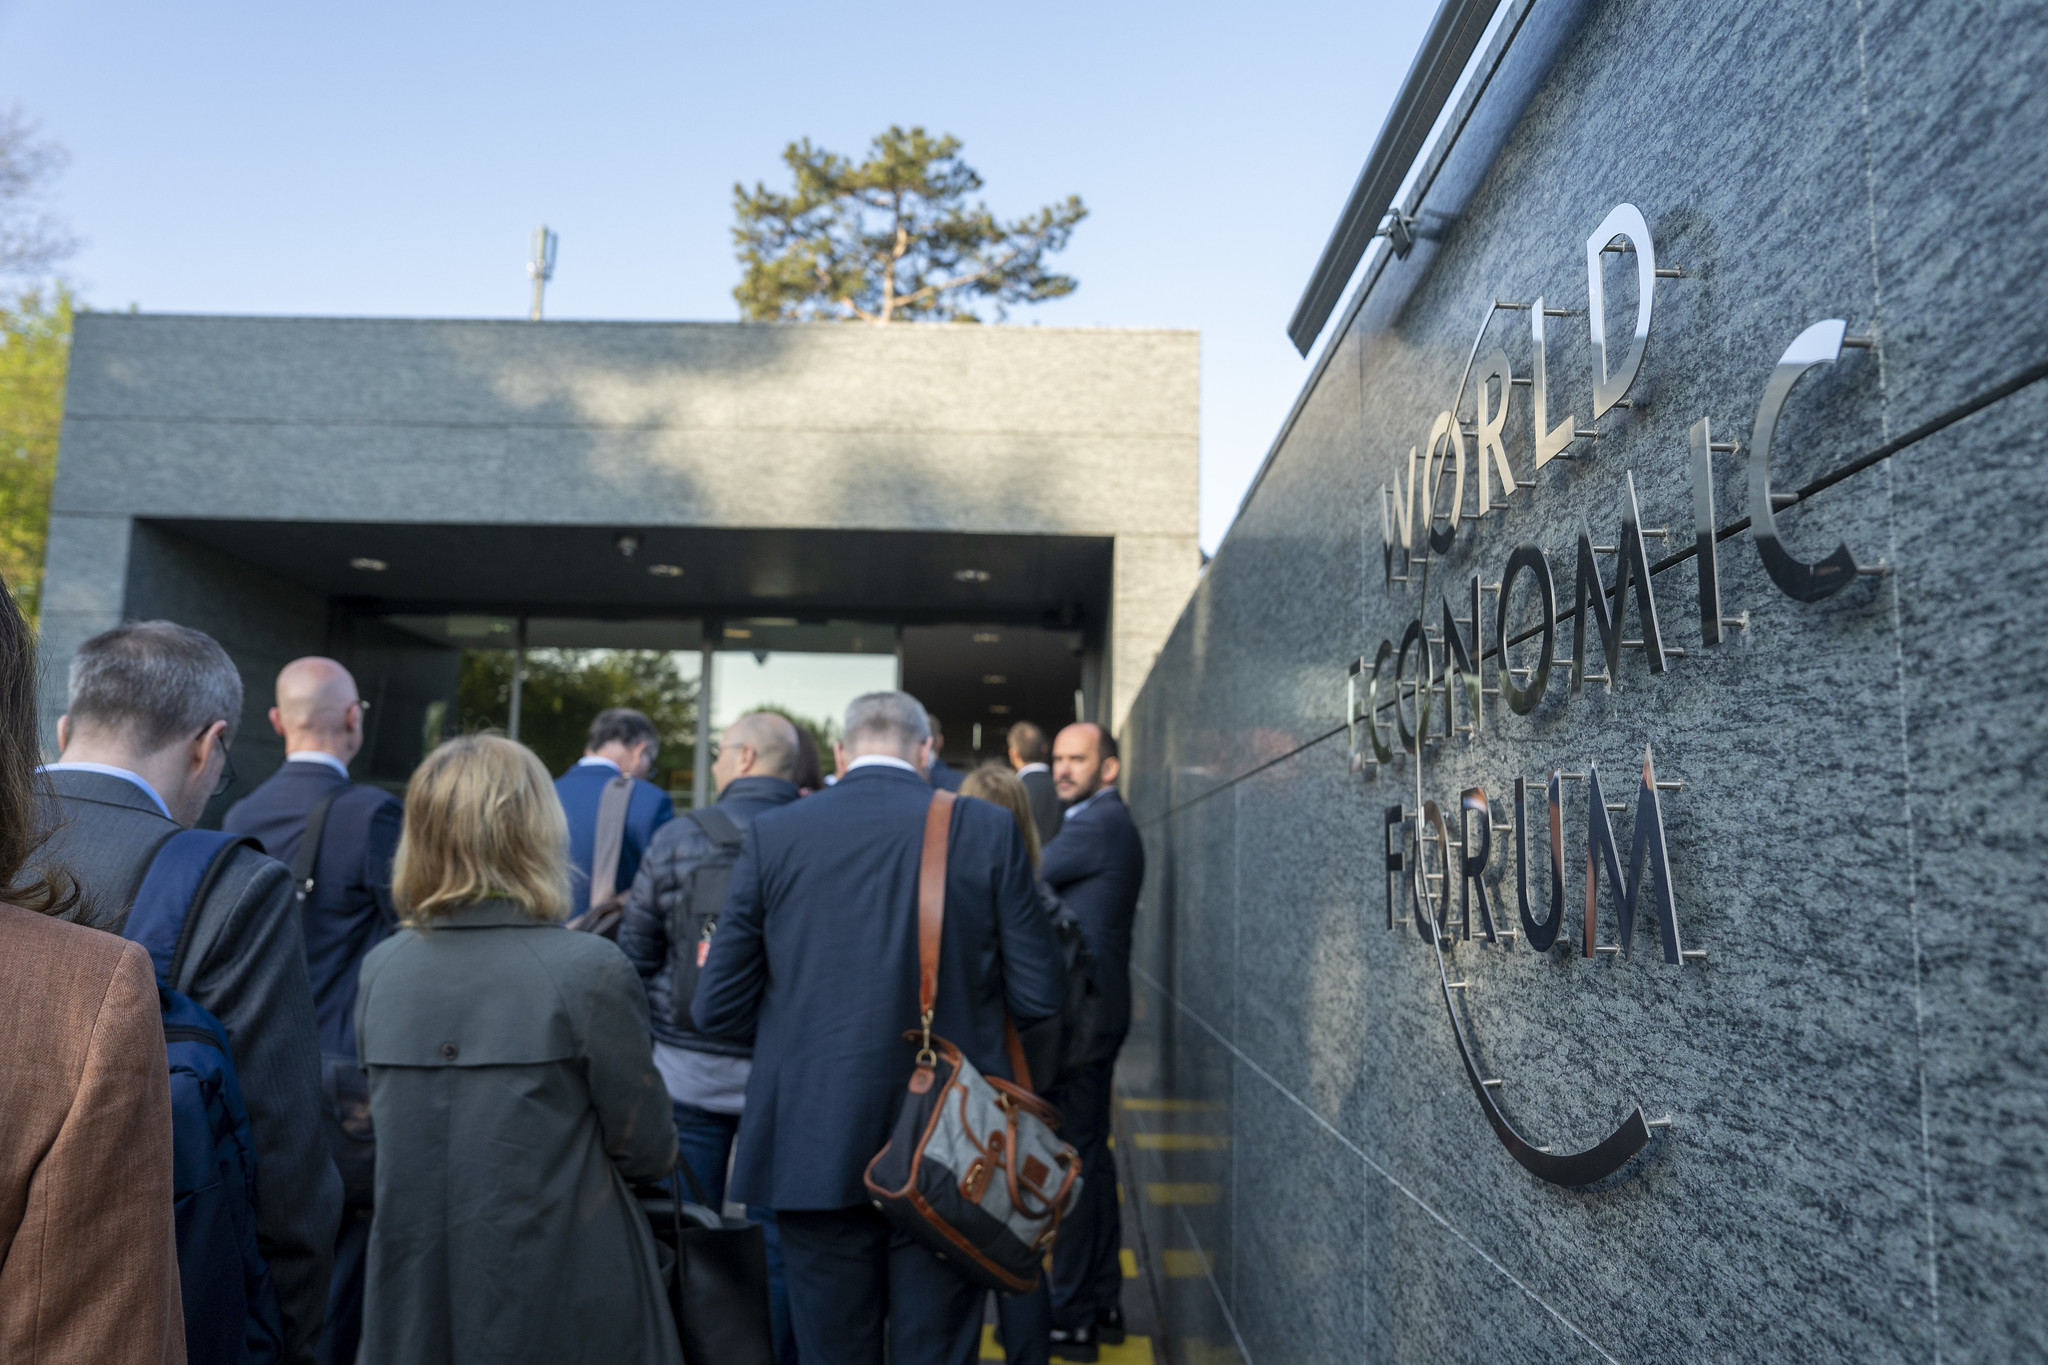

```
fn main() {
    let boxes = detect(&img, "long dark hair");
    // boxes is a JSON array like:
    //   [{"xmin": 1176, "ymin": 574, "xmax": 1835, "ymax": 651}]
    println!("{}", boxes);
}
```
[{"xmin": 0, "ymin": 579, "xmax": 76, "ymax": 916}]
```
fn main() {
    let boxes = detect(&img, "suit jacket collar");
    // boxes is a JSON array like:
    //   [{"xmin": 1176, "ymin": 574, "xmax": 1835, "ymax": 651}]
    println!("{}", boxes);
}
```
[
  {"xmin": 835, "ymin": 764, "xmax": 929, "ymax": 791},
  {"xmin": 268, "ymin": 760, "xmax": 350, "ymax": 790},
  {"xmin": 1065, "ymin": 785, "xmax": 1125, "ymax": 821},
  {"xmin": 43, "ymin": 767, "xmax": 177, "ymax": 823}
]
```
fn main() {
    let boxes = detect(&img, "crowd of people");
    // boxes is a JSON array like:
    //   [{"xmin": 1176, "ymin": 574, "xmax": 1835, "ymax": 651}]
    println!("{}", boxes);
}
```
[{"xmin": 0, "ymin": 600, "xmax": 1146, "ymax": 1365}]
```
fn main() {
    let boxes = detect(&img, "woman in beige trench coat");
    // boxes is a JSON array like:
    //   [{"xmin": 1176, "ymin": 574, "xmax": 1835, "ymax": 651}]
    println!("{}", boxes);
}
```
[{"xmin": 354, "ymin": 734, "xmax": 679, "ymax": 1365}]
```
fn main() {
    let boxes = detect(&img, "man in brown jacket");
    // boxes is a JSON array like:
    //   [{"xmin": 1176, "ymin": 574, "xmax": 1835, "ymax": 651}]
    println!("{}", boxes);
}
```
[{"xmin": 0, "ymin": 900, "xmax": 185, "ymax": 1364}]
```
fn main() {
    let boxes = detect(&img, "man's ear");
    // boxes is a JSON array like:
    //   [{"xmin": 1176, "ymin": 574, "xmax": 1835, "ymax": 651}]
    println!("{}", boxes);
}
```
[
  {"xmin": 1101, "ymin": 755, "xmax": 1121, "ymax": 786},
  {"xmin": 189, "ymin": 720, "xmax": 224, "ymax": 774},
  {"xmin": 269, "ymin": 706, "xmax": 287, "ymax": 738},
  {"xmin": 55, "ymin": 714, "xmax": 69, "ymax": 752}
]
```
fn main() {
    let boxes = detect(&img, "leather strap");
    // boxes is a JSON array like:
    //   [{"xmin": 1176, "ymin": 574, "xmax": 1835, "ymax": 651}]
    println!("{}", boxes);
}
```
[
  {"xmin": 918, "ymin": 790, "xmax": 1036, "ymax": 1094},
  {"xmin": 589, "ymin": 774, "xmax": 635, "ymax": 910},
  {"xmin": 1004, "ymin": 1015, "xmax": 1034, "ymax": 1095},
  {"xmin": 918, "ymin": 791, "xmax": 955, "ymax": 1017},
  {"xmin": 292, "ymin": 789, "xmax": 340, "ymax": 899}
]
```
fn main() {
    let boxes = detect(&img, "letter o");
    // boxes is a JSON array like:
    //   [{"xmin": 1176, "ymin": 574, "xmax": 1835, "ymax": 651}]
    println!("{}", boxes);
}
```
[{"xmin": 1495, "ymin": 543, "xmax": 1557, "ymax": 716}]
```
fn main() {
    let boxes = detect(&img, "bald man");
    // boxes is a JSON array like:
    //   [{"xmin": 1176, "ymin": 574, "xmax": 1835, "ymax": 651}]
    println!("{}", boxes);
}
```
[
  {"xmin": 224, "ymin": 656, "xmax": 401, "ymax": 1365},
  {"xmin": 619, "ymin": 711, "xmax": 806, "ymax": 1364}
]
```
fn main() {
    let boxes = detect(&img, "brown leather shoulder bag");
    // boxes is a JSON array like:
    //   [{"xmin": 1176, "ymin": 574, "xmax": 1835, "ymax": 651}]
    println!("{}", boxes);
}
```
[{"xmin": 862, "ymin": 790, "xmax": 1082, "ymax": 1293}]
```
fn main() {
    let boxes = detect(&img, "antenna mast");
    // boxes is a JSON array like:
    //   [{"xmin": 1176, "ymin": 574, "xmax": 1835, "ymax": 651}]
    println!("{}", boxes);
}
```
[{"xmin": 527, "ymin": 226, "xmax": 558, "ymax": 320}]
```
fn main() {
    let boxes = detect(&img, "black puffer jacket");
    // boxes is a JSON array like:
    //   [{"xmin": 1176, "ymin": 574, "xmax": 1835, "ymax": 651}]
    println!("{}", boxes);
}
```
[{"xmin": 618, "ymin": 776, "xmax": 801, "ymax": 1053}]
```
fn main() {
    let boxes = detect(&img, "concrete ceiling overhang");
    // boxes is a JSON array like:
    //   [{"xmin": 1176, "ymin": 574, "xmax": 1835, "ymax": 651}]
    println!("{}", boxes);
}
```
[{"xmin": 144, "ymin": 518, "xmax": 1114, "ymax": 634}]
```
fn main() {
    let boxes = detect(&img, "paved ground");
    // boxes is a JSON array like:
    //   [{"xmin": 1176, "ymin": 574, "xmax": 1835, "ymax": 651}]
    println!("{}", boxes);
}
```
[{"xmin": 980, "ymin": 1125, "xmax": 1165, "ymax": 1365}]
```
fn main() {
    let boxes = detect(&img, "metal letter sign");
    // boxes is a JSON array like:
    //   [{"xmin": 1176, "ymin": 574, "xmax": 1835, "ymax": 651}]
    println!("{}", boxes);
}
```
[
  {"xmin": 1747, "ymin": 319, "xmax": 1879, "ymax": 601},
  {"xmin": 1350, "ymin": 203, "xmax": 1885, "ymax": 1190},
  {"xmin": 1586, "ymin": 203, "xmax": 1659, "ymax": 420}
]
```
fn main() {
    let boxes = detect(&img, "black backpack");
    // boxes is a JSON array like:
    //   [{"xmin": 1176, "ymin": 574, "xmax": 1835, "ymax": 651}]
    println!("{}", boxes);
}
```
[
  {"xmin": 666, "ymin": 806, "xmax": 747, "ymax": 1032},
  {"xmin": 1016, "ymin": 883, "xmax": 1104, "ymax": 1092}
]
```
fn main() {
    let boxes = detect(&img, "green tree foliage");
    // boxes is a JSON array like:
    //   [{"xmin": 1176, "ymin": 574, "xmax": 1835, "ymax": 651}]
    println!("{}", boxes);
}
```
[
  {"xmin": 734, "ymin": 126, "xmax": 1086, "ymax": 324},
  {"xmin": 457, "ymin": 649, "xmax": 700, "ymax": 792},
  {"xmin": 0, "ymin": 106, "xmax": 78, "ymax": 277},
  {"xmin": 0, "ymin": 286, "xmax": 72, "ymax": 619}
]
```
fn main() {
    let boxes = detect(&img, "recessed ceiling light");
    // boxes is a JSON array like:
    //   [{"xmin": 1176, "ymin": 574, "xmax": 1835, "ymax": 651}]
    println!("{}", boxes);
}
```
[
  {"xmin": 988, "ymin": 704, "xmax": 1012, "ymax": 715},
  {"xmin": 615, "ymin": 533, "xmax": 642, "ymax": 558},
  {"xmin": 953, "ymin": 568, "xmax": 991, "ymax": 583},
  {"xmin": 724, "ymin": 627, "xmax": 753, "ymax": 640},
  {"xmin": 972, "ymin": 631, "xmax": 1001, "ymax": 644},
  {"xmin": 983, "ymin": 674, "xmax": 1007, "ymax": 685},
  {"xmin": 648, "ymin": 563, "xmax": 684, "ymax": 578},
  {"xmin": 350, "ymin": 557, "xmax": 388, "ymax": 572}
]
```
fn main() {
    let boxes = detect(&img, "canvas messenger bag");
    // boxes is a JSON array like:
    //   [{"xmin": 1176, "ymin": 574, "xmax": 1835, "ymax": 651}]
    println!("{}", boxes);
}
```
[{"xmin": 862, "ymin": 790, "xmax": 1082, "ymax": 1294}]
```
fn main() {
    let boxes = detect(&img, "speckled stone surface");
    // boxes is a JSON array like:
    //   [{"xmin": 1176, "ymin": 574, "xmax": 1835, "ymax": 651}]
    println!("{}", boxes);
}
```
[{"xmin": 1117, "ymin": 0, "xmax": 2048, "ymax": 1359}]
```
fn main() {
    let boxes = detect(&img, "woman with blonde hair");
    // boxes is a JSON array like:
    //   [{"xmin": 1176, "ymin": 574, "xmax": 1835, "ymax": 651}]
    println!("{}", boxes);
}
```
[{"xmin": 354, "ymin": 733, "xmax": 680, "ymax": 1365}]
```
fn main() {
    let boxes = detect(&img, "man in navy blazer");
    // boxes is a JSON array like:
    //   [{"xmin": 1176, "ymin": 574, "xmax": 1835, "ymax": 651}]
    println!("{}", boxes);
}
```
[
  {"xmin": 694, "ymin": 690, "xmax": 1065, "ymax": 1365},
  {"xmin": 222, "ymin": 656, "xmax": 401, "ymax": 1365},
  {"xmin": 924, "ymin": 710, "xmax": 965, "ymax": 791},
  {"xmin": 555, "ymin": 707, "xmax": 673, "ymax": 911},
  {"xmin": 1038, "ymin": 722, "xmax": 1146, "ymax": 1359}
]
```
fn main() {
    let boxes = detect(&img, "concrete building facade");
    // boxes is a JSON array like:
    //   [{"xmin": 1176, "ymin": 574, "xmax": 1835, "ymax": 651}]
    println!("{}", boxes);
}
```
[
  {"xmin": 1113, "ymin": 0, "xmax": 2048, "ymax": 1360},
  {"xmin": 41, "ymin": 317, "xmax": 1200, "ymax": 796}
]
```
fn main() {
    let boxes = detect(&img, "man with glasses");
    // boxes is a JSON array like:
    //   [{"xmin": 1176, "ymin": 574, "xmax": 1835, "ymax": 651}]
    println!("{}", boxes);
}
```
[
  {"xmin": 34, "ymin": 621, "xmax": 340, "ymax": 1365},
  {"xmin": 224, "ymin": 657, "xmax": 402, "ymax": 1365}
]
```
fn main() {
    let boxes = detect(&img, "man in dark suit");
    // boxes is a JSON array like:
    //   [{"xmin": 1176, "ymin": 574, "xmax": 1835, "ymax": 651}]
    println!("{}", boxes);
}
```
[
  {"xmin": 32, "ymin": 621, "xmax": 340, "ymax": 1365},
  {"xmin": 924, "ymin": 710, "xmax": 965, "ymax": 792},
  {"xmin": 223, "ymin": 656, "xmax": 401, "ymax": 1365},
  {"xmin": 1006, "ymin": 720, "xmax": 1062, "ymax": 846},
  {"xmin": 555, "ymin": 707, "xmax": 673, "ymax": 912},
  {"xmin": 1039, "ymin": 722, "xmax": 1146, "ymax": 1360},
  {"xmin": 694, "ymin": 690, "xmax": 1065, "ymax": 1365}
]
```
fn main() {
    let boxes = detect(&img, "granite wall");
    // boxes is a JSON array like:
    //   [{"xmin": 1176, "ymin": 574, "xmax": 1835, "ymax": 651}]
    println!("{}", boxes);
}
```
[{"xmin": 1115, "ymin": 0, "xmax": 2047, "ymax": 1361}]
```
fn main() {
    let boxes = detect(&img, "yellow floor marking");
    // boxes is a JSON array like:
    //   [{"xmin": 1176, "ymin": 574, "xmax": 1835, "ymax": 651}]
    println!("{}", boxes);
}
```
[
  {"xmin": 1121, "ymin": 1098, "xmax": 1226, "ymax": 1113},
  {"xmin": 1144, "ymin": 1181, "xmax": 1220, "ymax": 1205},
  {"xmin": 981, "ymin": 1326, "xmax": 1157, "ymax": 1365},
  {"xmin": 1117, "ymin": 1182, "xmax": 1124, "ymax": 1205},
  {"xmin": 1101, "ymin": 1336, "xmax": 1157, "ymax": 1365},
  {"xmin": 1162, "ymin": 1248, "xmax": 1215, "ymax": 1278},
  {"xmin": 1132, "ymin": 1133, "xmax": 1229, "ymax": 1151},
  {"xmin": 1120, "ymin": 1247, "xmax": 1138, "ymax": 1279}
]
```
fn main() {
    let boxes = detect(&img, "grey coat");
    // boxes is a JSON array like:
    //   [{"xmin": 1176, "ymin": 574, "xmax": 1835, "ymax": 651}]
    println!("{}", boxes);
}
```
[
  {"xmin": 33, "ymin": 768, "xmax": 340, "ymax": 1365},
  {"xmin": 354, "ymin": 901, "xmax": 681, "ymax": 1365}
]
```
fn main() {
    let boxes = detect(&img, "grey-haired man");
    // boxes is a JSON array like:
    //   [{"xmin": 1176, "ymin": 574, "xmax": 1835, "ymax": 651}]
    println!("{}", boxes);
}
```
[{"xmin": 32, "ymin": 620, "xmax": 341, "ymax": 1365}]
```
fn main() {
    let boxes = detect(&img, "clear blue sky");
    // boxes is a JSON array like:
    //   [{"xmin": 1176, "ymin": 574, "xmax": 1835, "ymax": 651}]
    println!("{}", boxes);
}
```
[{"xmin": 0, "ymin": 0, "xmax": 1433, "ymax": 552}]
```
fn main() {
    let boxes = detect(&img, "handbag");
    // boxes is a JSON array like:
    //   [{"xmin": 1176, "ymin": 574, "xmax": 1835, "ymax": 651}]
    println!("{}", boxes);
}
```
[
  {"xmin": 568, "ymin": 774, "xmax": 634, "ymax": 939},
  {"xmin": 1014, "ymin": 883, "xmax": 1104, "ymax": 1092},
  {"xmin": 862, "ymin": 790, "xmax": 1083, "ymax": 1294},
  {"xmin": 638, "ymin": 1153, "xmax": 775, "ymax": 1365}
]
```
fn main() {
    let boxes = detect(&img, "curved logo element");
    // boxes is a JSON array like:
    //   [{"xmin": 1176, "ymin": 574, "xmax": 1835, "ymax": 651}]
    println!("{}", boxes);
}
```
[{"xmin": 1411, "ymin": 830, "xmax": 1651, "ymax": 1187}]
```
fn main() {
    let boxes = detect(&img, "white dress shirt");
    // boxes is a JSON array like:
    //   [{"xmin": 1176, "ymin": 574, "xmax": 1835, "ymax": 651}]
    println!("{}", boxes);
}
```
[
  {"xmin": 846, "ymin": 754, "xmax": 920, "ymax": 775},
  {"xmin": 286, "ymin": 750, "xmax": 350, "ymax": 778}
]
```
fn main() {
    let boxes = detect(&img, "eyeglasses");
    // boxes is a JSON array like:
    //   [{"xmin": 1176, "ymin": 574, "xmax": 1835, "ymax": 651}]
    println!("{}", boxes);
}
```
[{"xmin": 211, "ymin": 731, "xmax": 238, "ymax": 798}]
